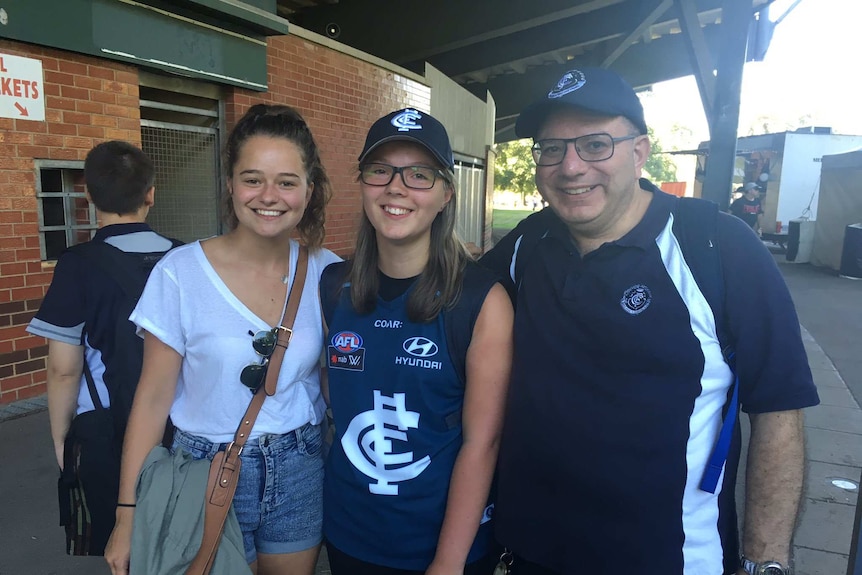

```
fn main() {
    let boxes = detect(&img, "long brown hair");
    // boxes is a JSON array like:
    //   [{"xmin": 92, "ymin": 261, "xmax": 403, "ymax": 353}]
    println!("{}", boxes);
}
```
[{"xmin": 221, "ymin": 104, "xmax": 331, "ymax": 249}]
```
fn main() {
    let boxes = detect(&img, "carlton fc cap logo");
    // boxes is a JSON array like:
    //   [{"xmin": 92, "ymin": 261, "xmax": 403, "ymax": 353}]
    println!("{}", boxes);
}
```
[
  {"xmin": 620, "ymin": 284, "xmax": 651, "ymax": 315},
  {"xmin": 548, "ymin": 69, "xmax": 587, "ymax": 99},
  {"xmin": 391, "ymin": 109, "xmax": 423, "ymax": 132}
]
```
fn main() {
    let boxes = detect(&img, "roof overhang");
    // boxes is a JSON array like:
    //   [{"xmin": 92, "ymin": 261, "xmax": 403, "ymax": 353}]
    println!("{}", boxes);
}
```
[{"xmin": 280, "ymin": 0, "xmax": 774, "ymax": 142}]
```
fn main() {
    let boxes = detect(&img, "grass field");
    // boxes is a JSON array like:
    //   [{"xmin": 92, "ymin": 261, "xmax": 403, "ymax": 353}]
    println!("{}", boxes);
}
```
[{"xmin": 492, "ymin": 208, "xmax": 533, "ymax": 231}]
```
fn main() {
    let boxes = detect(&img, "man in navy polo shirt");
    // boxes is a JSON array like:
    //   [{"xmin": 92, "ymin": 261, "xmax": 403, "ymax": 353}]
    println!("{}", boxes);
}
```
[
  {"xmin": 27, "ymin": 141, "xmax": 176, "ymax": 556},
  {"xmin": 481, "ymin": 68, "xmax": 819, "ymax": 575}
]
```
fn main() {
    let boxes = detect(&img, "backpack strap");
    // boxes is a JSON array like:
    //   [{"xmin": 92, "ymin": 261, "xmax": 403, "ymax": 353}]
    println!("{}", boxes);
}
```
[
  {"xmin": 673, "ymin": 198, "xmax": 730, "ymax": 351},
  {"xmin": 510, "ymin": 208, "xmax": 556, "ymax": 294},
  {"xmin": 67, "ymin": 239, "xmax": 180, "ymax": 412},
  {"xmin": 68, "ymin": 241, "xmax": 149, "ymax": 412},
  {"xmin": 82, "ymin": 363, "xmax": 106, "ymax": 412},
  {"xmin": 674, "ymin": 197, "xmax": 739, "ymax": 494}
]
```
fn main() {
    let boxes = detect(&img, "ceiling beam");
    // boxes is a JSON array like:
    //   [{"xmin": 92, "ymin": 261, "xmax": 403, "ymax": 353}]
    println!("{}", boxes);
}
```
[
  {"xmin": 488, "ymin": 23, "xmax": 724, "ymax": 142},
  {"xmin": 407, "ymin": 0, "xmax": 727, "ymax": 81},
  {"xmin": 393, "ymin": 0, "xmax": 623, "ymax": 64},
  {"xmin": 600, "ymin": 0, "xmax": 673, "ymax": 68},
  {"xmin": 676, "ymin": 0, "xmax": 717, "ymax": 121},
  {"xmin": 289, "ymin": 0, "xmax": 622, "ymax": 65}
]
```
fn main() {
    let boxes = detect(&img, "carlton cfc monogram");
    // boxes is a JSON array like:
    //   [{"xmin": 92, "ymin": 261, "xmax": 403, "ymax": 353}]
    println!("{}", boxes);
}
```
[{"xmin": 341, "ymin": 390, "xmax": 430, "ymax": 495}]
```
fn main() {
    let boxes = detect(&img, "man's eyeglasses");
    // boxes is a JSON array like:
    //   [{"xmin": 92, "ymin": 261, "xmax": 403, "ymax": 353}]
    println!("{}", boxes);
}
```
[
  {"xmin": 240, "ymin": 329, "xmax": 279, "ymax": 393},
  {"xmin": 360, "ymin": 162, "xmax": 446, "ymax": 190},
  {"xmin": 531, "ymin": 133, "xmax": 640, "ymax": 166}
]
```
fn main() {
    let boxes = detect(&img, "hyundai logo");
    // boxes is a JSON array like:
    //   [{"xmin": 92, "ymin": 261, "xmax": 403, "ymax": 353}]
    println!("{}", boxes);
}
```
[{"xmin": 402, "ymin": 336, "xmax": 438, "ymax": 357}]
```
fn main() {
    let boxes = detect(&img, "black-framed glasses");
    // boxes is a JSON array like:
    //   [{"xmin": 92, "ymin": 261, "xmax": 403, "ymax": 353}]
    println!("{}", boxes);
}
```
[
  {"xmin": 240, "ymin": 329, "xmax": 279, "ymax": 393},
  {"xmin": 359, "ymin": 162, "xmax": 446, "ymax": 190},
  {"xmin": 531, "ymin": 133, "xmax": 640, "ymax": 166}
]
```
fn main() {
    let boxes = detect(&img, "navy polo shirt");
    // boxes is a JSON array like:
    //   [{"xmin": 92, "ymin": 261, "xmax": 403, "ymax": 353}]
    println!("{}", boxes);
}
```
[
  {"xmin": 483, "ymin": 183, "xmax": 819, "ymax": 574},
  {"xmin": 27, "ymin": 223, "xmax": 175, "ymax": 413}
]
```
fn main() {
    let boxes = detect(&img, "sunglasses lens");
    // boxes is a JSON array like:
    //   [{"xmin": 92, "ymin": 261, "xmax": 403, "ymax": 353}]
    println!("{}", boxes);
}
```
[
  {"xmin": 240, "ymin": 363, "xmax": 267, "ymax": 391},
  {"xmin": 252, "ymin": 330, "xmax": 277, "ymax": 357}
]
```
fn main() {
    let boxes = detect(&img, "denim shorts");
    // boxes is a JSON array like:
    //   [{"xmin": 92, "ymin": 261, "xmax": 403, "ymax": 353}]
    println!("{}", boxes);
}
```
[{"xmin": 172, "ymin": 423, "xmax": 324, "ymax": 563}]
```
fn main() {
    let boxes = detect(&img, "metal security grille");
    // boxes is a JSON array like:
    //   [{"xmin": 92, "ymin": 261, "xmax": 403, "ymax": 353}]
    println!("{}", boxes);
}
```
[
  {"xmin": 454, "ymin": 157, "xmax": 485, "ymax": 246},
  {"xmin": 141, "ymin": 122, "xmax": 220, "ymax": 243},
  {"xmin": 139, "ymin": 78, "xmax": 222, "ymax": 243},
  {"xmin": 34, "ymin": 160, "xmax": 95, "ymax": 260}
]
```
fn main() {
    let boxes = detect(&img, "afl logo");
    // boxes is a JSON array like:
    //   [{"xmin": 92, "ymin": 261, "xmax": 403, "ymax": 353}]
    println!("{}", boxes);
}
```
[
  {"xmin": 402, "ymin": 336, "xmax": 438, "ymax": 358},
  {"xmin": 332, "ymin": 331, "xmax": 364, "ymax": 352},
  {"xmin": 548, "ymin": 69, "xmax": 586, "ymax": 99},
  {"xmin": 620, "ymin": 284, "xmax": 651, "ymax": 315}
]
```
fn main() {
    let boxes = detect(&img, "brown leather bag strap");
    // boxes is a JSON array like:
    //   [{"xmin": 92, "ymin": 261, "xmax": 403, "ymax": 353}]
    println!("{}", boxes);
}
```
[{"xmin": 186, "ymin": 246, "xmax": 309, "ymax": 575}]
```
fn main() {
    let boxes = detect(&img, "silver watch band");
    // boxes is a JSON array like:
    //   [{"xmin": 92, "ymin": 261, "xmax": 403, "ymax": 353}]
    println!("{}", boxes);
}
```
[{"xmin": 740, "ymin": 556, "xmax": 790, "ymax": 575}]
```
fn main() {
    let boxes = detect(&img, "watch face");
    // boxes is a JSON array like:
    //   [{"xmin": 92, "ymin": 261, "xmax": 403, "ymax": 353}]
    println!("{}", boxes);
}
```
[{"xmin": 761, "ymin": 567, "xmax": 785, "ymax": 575}]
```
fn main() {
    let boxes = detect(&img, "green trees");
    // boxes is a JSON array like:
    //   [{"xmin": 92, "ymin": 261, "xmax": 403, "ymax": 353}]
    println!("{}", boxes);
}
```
[
  {"xmin": 643, "ymin": 127, "xmax": 678, "ymax": 183},
  {"xmin": 494, "ymin": 139, "xmax": 536, "ymax": 201}
]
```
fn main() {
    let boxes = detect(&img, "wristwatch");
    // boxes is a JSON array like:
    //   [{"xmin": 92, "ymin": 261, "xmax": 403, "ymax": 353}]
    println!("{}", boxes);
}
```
[{"xmin": 740, "ymin": 556, "xmax": 791, "ymax": 575}]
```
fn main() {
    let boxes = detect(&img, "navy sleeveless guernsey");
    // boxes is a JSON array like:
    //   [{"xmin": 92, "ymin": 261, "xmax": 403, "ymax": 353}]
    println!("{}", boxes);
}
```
[{"xmin": 322, "ymin": 261, "xmax": 498, "ymax": 571}]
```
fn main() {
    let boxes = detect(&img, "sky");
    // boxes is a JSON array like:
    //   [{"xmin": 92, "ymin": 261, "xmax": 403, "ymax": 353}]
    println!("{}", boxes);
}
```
[{"xmin": 640, "ymin": 0, "xmax": 861, "ymax": 152}]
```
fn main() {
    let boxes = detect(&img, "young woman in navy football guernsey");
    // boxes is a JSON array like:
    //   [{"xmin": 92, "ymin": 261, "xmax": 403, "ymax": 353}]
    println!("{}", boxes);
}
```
[{"xmin": 319, "ymin": 108, "xmax": 513, "ymax": 575}]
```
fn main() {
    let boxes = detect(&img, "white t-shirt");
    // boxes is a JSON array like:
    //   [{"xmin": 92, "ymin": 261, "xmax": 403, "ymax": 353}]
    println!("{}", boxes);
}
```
[{"xmin": 131, "ymin": 239, "xmax": 341, "ymax": 442}]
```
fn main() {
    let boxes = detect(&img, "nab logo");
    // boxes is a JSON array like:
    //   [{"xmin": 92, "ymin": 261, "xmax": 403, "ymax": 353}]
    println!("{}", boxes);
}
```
[
  {"xmin": 402, "ymin": 336, "xmax": 438, "ymax": 358},
  {"xmin": 332, "ymin": 331, "xmax": 363, "ymax": 353}
]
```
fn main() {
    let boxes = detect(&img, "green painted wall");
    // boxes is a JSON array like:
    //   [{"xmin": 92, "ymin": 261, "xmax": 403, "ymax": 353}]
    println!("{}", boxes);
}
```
[{"xmin": 0, "ymin": 0, "xmax": 275, "ymax": 91}]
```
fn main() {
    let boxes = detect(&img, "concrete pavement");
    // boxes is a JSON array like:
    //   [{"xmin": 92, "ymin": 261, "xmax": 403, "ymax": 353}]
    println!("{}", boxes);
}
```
[
  {"xmin": 0, "ymin": 260, "xmax": 859, "ymax": 575},
  {"xmin": 775, "ymin": 261, "xmax": 862, "ymax": 575}
]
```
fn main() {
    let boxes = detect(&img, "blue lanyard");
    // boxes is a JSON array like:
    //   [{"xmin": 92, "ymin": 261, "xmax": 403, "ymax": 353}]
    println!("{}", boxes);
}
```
[{"xmin": 699, "ymin": 353, "xmax": 739, "ymax": 494}]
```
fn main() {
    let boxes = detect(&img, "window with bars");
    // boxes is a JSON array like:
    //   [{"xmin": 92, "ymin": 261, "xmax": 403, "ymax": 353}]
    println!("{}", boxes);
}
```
[{"xmin": 35, "ymin": 161, "xmax": 96, "ymax": 261}]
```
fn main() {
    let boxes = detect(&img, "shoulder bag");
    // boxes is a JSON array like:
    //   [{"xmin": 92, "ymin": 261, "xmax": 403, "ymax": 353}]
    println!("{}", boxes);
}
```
[{"xmin": 132, "ymin": 246, "xmax": 309, "ymax": 575}]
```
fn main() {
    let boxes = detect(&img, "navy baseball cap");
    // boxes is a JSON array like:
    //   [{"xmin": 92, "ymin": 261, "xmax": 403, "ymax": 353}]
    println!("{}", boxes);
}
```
[
  {"xmin": 515, "ymin": 67, "xmax": 647, "ymax": 138},
  {"xmin": 358, "ymin": 108, "xmax": 455, "ymax": 170}
]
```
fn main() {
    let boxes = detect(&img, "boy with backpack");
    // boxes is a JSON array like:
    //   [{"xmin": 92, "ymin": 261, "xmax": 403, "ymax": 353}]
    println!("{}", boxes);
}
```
[
  {"xmin": 27, "ymin": 140, "xmax": 180, "ymax": 556},
  {"xmin": 479, "ymin": 67, "xmax": 819, "ymax": 575}
]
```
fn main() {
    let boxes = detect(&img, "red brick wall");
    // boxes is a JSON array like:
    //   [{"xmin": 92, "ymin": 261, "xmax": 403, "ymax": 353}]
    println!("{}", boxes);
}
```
[
  {"xmin": 0, "ymin": 35, "xmax": 431, "ymax": 404},
  {"xmin": 0, "ymin": 41, "xmax": 141, "ymax": 404},
  {"xmin": 227, "ymin": 35, "xmax": 431, "ymax": 254}
]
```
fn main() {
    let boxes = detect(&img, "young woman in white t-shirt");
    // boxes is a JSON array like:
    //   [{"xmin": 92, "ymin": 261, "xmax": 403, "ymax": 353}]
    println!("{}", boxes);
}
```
[{"xmin": 105, "ymin": 104, "xmax": 340, "ymax": 575}]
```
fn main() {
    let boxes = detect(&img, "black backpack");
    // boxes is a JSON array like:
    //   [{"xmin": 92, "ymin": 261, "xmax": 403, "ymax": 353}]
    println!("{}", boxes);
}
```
[{"xmin": 67, "ymin": 239, "xmax": 181, "ymax": 437}]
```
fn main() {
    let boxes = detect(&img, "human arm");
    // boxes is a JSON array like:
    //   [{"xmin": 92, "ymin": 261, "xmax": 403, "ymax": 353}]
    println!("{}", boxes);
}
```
[
  {"xmin": 426, "ymin": 284, "xmax": 513, "ymax": 575},
  {"xmin": 737, "ymin": 409, "xmax": 805, "ymax": 573},
  {"xmin": 45, "ymin": 340, "xmax": 85, "ymax": 469},
  {"xmin": 319, "ymin": 289, "xmax": 330, "ymax": 406},
  {"xmin": 318, "ymin": 259, "xmax": 348, "ymax": 407},
  {"xmin": 104, "ymin": 333, "xmax": 182, "ymax": 575},
  {"xmin": 756, "ymin": 213, "xmax": 763, "ymax": 236},
  {"xmin": 716, "ymin": 214, "xmax": 817, "ymax": 573}
]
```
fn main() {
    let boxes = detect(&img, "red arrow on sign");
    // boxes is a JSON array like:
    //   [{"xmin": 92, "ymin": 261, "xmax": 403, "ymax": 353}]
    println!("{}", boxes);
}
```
[{"xmin": 14, "ymin": 102, "xmax": 29, "ymax": 117}]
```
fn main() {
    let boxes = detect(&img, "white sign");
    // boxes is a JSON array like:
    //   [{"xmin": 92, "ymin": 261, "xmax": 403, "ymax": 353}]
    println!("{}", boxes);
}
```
[{"xmin": 0, "ymin": 54, "xmax": 45, "ymax": 122}]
